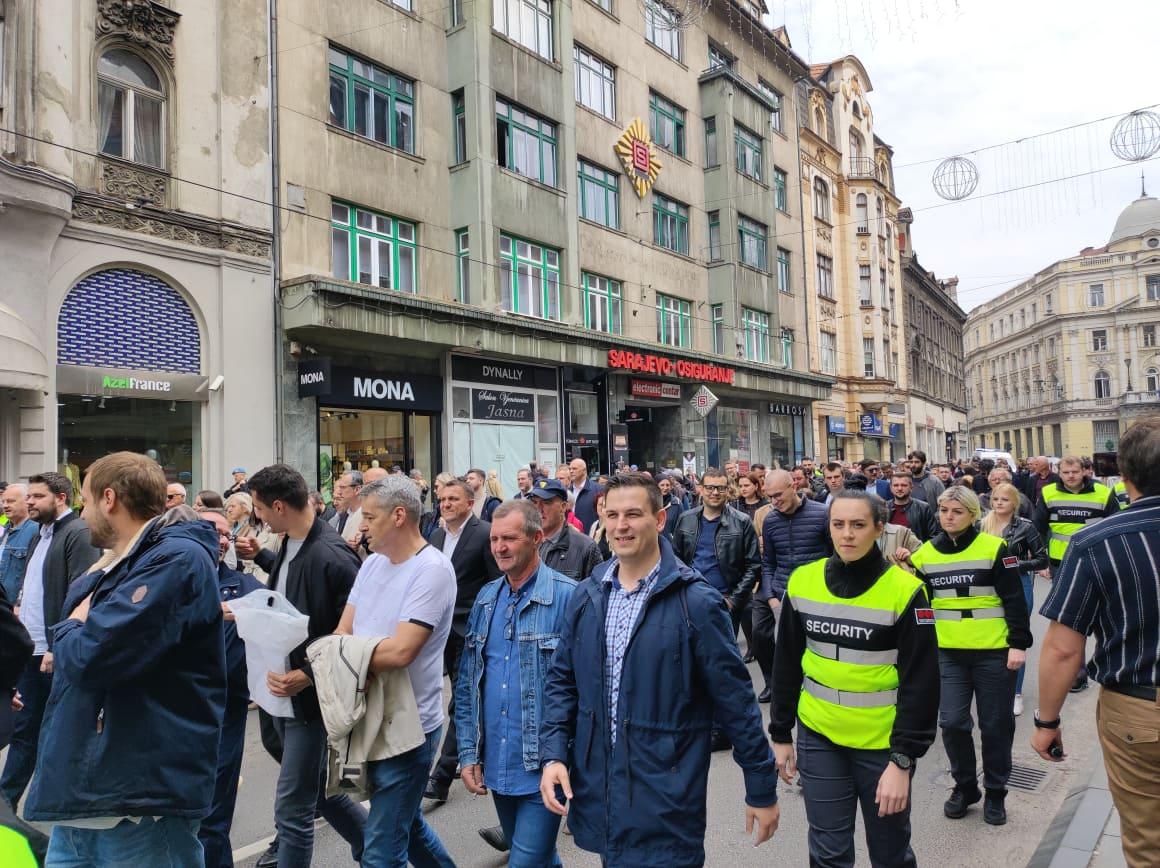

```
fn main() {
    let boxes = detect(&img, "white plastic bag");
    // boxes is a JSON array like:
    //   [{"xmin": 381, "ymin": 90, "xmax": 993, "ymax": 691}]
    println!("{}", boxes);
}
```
[{"xmin": 230, "ymin": 589, "xmax": 310, "ymax": 718}]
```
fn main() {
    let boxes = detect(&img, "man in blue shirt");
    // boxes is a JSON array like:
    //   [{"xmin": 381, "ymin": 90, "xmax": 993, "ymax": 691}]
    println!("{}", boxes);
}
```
[{"xmin": 455, "ymin": 500, "xmax": 577, "ymax": 867}]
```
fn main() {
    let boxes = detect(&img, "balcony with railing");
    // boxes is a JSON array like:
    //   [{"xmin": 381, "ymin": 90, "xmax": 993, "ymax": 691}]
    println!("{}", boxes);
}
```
[{"xmin": 848, "ymin": 157, "xmax": 879, "ymax": 181}]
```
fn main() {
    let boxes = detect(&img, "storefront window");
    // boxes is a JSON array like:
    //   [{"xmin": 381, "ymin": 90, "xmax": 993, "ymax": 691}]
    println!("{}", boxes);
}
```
[
  {"xmin": 714, "ymin": 407, "xmax": 752, "ymax": 471},
  {"xmin": 320, "ymin": 408, "xmax": 439, "ymax": 485}
]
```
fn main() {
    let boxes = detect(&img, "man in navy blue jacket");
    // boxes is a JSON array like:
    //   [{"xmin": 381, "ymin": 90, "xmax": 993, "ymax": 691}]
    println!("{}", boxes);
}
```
[
  {"xmin": 24, "ymin": 451, "xmax": 226, "ymax": 867},
  {"xmin": 539, "ymin": 473, "xmax": 780, "ymax": 867}
]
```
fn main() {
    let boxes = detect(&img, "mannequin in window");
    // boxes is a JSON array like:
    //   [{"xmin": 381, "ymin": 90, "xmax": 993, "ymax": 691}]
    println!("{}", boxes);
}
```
[{"xmin": 57, "ymin": 450, "xmax": 82, "ymax": 511}]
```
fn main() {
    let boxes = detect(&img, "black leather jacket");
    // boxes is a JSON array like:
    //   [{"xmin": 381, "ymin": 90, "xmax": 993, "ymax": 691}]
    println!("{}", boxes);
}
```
[
  {"xmin": 885, "ymin": 498, "xmax": 939, "ymax": 542},
  {"xmin": 997, "ymin": 516, "xmax": 1049, "ymax": 573},
  {"xmin": 672, "ymin": 505, "xmax": 760, "ymax": 610}
]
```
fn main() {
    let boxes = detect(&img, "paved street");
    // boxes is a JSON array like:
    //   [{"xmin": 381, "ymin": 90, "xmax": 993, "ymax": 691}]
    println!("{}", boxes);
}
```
[{"xmin": 229, "ymin": 576, "xmax": 1099, "ymax": 867}]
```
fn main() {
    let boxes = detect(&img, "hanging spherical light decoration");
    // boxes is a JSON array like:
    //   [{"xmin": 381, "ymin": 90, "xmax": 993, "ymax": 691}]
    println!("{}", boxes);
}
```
[
  {"xmin": 931, "ymin": 156, "xmax": 979, "ymax": 201},
  {"xmin": 1109, "ymin": 110, "xmax": 1160, "ymax": 162}
]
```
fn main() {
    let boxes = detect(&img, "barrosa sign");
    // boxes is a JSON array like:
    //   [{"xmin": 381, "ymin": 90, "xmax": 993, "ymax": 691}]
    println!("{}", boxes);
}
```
[{"xmin": 607, "ymin": 350, "xmax": 735, "ymax": 385}]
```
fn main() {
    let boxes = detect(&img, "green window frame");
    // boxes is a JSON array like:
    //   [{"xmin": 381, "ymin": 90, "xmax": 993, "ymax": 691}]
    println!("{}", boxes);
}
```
[
  {"xmin": 578, "ymin": 161, "xmax": 619, "ymax": 229},
  {"xmin": 330, "ymin": 201, "xmax": 417, "ymax": 293},
  {"xmin": 656, "ymin": 293, "xmax": 691, "ymax": 348},
  {"xmin": 758, "ymin": 80, "xmax": 783, "ymax": 132},
  {"xmin": 582, "ymin": 272, "xmax": 623, "ymax": 334},
  {"xmin": 705, "ymin": 116, "xmax": 718, "ymax": 167},
  {"xmin": 777, "ymin": 247, "xmax": 791, "ymax": 293},
  {"xmin": 649, "ymin": 91, "xmax": 685, "ymax": 156},
  {"xmin": 711, "ymin": 303, "xmax": 725, "ymax": 354},
  {"xmin": 574, "ymin": 45, "xmax": 615, "ymax": 120},
  {"xmin": 652, "ymin": 193, "xmax": 689, "ymax": 254},
  {"xmin": 456, "ymin": 229, "xmax": 469, "ymax": 302},
  {"xmin": 780, "ymin": 327, "xmax": 794, "ymax": 367},
  {"xmin": 328, "ymin": 47, "xmax": 414, "ymax": 154},
  {"xmin": 735, "ymin": 123, "xmax": 762, "ymax": 181},
  {"xmin": 499, "ymin": 233, "xmax": 560, "ymax": 320},
  {"xmin": 774, "ymin": 167, "xmax": 788, "ymax": 211},
  {"xmin": 496, "ymin": 97, "xmax": 557, "ymax": 186},
  {"xmin": 644, "ymin": 0, "xmax": 682, "ymax": 60},
  {"xmin": 707, "ymin": 211, "xmax": 722, "ymax": 262},
  {"xmin": 738, "ymin": 215, "xmax": 767, "ymax": 270},
  {"xmin": 742, "ymin": 307, "xmax": 770, "ymax": 363}
]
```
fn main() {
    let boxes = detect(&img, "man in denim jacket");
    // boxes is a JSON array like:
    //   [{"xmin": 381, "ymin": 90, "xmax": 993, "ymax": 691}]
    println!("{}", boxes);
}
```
[
  {"xmin": 0, "ymin": 486, "xmax": 36, "ymax": 606},
  {"xmin": 455, "ymin": 499, "xmax": 577, "ymax": 868}
]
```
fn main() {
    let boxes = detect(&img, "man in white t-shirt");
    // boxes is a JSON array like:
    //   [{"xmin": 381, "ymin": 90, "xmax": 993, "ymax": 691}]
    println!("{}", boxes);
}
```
[{"xmin": 336, "ymin": 476, "xmax": 456, "ymax": 867}]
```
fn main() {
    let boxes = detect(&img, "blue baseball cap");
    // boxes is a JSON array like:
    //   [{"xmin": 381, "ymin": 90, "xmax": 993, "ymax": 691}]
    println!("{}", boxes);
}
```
[
  {"xmin": 527, "ymin": 478, "xmax": 568, "ymax": 500},
  {"xmin": 232, "ymin": 467, "xmax": 246, "ymax": 474}
]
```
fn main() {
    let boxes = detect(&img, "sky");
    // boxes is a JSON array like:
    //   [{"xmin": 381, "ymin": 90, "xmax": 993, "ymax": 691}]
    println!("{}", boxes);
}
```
[{"xmin": 763, "ymin": 0, "xmax": 1160, "ymax": 313}]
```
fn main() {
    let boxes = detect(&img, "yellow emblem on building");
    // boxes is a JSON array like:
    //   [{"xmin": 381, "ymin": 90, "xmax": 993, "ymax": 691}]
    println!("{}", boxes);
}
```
[{"xmin": 615, "ymin": 119, "xmax": 662, "ymax": 198}]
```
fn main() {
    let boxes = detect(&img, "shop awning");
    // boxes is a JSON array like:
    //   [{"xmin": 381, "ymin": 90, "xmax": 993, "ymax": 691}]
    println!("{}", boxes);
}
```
[{"xmin": 0, "ymin": 302, "xmax": 48, "ymax": 392}]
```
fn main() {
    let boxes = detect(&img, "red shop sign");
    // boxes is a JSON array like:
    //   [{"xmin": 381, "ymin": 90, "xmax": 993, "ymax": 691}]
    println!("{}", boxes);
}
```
[
  {"xmin": 630, "ymin": 379, "xmax": 682, "ymax": 400},
  {"xmin": 608, "ymin": 350, "xmax": 735, "ymax": 385}
]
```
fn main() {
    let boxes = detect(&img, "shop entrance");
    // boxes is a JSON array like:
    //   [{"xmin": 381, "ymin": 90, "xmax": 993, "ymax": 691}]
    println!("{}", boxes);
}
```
[
  {"xmin": 625, "ymin": 404, "xmax": 682, "ymax": 473},
  {"xmin": 452, "ymin": 421, "xmax": 535, "ymax": 498},
  {"xmin": 320, "ymin": 408, "xmax": 439, "ymax": 500}
]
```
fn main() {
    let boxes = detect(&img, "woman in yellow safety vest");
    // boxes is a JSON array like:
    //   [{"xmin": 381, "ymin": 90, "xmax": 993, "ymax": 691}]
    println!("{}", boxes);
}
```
[
  {"xmin": 771, "ymin": 489, "xmax": 940, "ymax": 867},
  {"xmin": 909, "ymin": 485, "xmax": 1031, "ymax": 827}
]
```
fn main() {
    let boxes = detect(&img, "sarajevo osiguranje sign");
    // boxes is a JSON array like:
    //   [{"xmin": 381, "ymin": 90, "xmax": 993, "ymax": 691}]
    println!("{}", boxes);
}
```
[{"xmin": 607, "ymin": 349, "xmax": 735, "ymax": 384}]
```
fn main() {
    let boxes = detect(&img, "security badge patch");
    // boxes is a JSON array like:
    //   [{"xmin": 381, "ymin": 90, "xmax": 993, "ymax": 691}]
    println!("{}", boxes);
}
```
[
  {"xmin": 915, "ymin": 607, "xmax": 936, "ymax": 625},
  {"xmin": 1002, "ymin": 556, "xmax": 1019, "ymax": 568}
]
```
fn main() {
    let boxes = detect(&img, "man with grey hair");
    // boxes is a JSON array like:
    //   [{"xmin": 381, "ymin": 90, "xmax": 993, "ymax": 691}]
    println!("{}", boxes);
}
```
[
  {"xmin": 513, "ymin": 468, "xmax": 534, "ymax": 500},
  {"xmin": 329, "ymin": 470, "xmax": 364, "ymax": 548},
  {"xmin": 165, "ymin": 482, "xmax": 187, "ymax": 508},
  {"xmin": 337, "ymin": 476, "xmax": 456, "ymax": 865},
  {"xmin": 0, "ymin": 484, "xmax": 35, "ymax": 605}
]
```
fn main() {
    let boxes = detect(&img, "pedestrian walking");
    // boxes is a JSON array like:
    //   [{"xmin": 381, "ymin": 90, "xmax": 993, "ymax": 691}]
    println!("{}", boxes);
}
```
[
  {"xmin": 885, "ymin": 472, "xmax": 939, "ymax": 542},
  {"xmin": 907, "ymin": 451, "xmax": 946, "ymax": 507},
  {"xmin": 454, "ymin": 500, "xmax": 577, "ymax": 867},
  {"xmin": 23, "ymin": 452, "xmax": 226, "ymax": 865},
  {"xmin": 528, "ymin": 478, "xmax": 603, "ymax": 581},
  {"xmin": 224, "ymin": 467, "xmax": 250, "ymax": 499},
  {"xmin": 771, "ymin": 489, "xmax": 939, "ymax": 867},
  {"xmin": 567, "ymin": 459, "xmax": 602, "ymax": 533},
  {"xmin": 0, "ymin": 485, "xmax": 37, "ymax": 607},
  {"xmin": 335, "ymin": 477, "xmax": 456, "ymax": 868},
  {"xmin": 539, "ymin": 472, "xmax": 781, "ymax": 866},
  {"xmin": 909, "ymin": 486, "xmax": 1031, "ymax": 825},
  {"xmin": 1032, "ymin": 417, "xmax": 1160, "ymax": 868}
]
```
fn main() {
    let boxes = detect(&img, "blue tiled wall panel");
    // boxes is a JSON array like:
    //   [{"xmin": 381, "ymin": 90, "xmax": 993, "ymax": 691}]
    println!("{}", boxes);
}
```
[{"xmin": 57, "ymin": 268, "xmax": 201, "ymax": 373}]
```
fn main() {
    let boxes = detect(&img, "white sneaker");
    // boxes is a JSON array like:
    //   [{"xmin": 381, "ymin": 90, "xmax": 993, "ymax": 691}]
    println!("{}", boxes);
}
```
[{"xmin": 1013, "ymin": 694, "xmax": 1024, "ymax": 716}]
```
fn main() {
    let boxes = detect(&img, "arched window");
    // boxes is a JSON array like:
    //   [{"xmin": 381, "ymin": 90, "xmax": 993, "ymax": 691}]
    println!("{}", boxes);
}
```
[
  {"xmin": 1146, "ymin": 367, "xmax": 1159, "ymax": 393},
  {"xmin": 855, "ymin": 193, "xmax": 868, "ymax": 231},
  {"xmin": 1094, "ymin": 370, "xmax": 1111, "ymax": 399},
  {"xmin": 98, "ymin": 48, "xmax": 165, "ymax": 168},
  {"xmin": 851, "ymin": 101, "xmax": 862, "ymax": 118},
  {"xmin": 812, "ymin": 176, "xmax": 830, "ymax": 221},
  {"xmin": 876, "ymin": 197, "xmax": 884, "ymax": 233},
  {"xmin": 848, "ymin": 128, "xmax": 864, "ymax": 162},
  {"xmin": 813, "ymin": 106, "xmax": 825, "ymax": 137}
]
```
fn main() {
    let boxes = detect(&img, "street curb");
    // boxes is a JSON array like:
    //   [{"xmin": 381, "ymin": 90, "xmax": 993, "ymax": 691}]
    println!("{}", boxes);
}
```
[{"xmin": 1026, "ymin": 744, "xmax": 1113, "ymax": 868}]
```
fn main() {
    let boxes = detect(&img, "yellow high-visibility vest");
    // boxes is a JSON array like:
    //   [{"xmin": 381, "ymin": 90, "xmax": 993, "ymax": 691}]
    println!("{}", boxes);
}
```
[
  {"xmin": 1042, "ymin": 482, "xmax": 1112, "ymax": 562},
  {"xmin": 911, "ymin": 532, "xmax": 1008, "ymax": 650}
]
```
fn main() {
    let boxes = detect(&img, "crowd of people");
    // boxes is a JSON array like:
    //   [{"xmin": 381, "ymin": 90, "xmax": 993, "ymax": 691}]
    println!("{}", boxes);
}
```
[{"xmin": 0, "ymin": 423, "xmax": 1155, "ymax": 867}]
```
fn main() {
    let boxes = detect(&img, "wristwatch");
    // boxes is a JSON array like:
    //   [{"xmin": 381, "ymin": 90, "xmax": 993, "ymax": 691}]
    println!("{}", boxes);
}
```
[
  {"xmin": 888, "ymin": 752, "xmax": 913, "ymax": 771},
  {"xmin": 1033, "ymin": 711, "xmax": 1061, "ymax": 729}
]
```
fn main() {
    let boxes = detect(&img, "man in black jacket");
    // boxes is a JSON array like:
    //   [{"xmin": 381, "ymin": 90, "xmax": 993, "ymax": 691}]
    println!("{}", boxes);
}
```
[
  {"xmin": 424, "ymin": 478, "xmax": 501, "ymax": 803},
  {"xmin": 0, "ymin": 471, "xmax": 99, "ymax": 810},
  {"xmin": 239, "ymin": 464, "xmax": 367, "ymax": 868},
  {"xmin": 530, "ymin": 479, "xmax": 603, "ymax": 581},
  {"xmin": 886, "ymin": 472, "xmax": 939, "ymax": 542},
  {"xmin": 567, "ymin": 458, "xmax": 603, "ymax": 532}
]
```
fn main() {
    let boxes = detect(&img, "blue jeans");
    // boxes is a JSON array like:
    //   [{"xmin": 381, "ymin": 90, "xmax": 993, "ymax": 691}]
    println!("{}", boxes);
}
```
[
  {"xmin": 939, "ymin": 651, "xmax": 1017, "ymax": 793},
  {"xmin": 1014, "ymin": 573, "xmax": 1035, "ymax": 694},
  {"xmin": 796, "ymin": 725, "xmax": 916, "ymax": 868},
  {"xmin": 364, "ymin": 727, "xmax": 455, "ymax": 868},
  {"xmin": 199, "ymin": 704, "xmax": 248, "ymax": 868},
  {"xmin": 46, "ymin": 817, "xmax": 203, "ymax": 867},
  {"xmin": 0, "ymin": 656, "xmax": 52, "ymax": 809},
  {"xmin": 272, "ymin": 716, "xmax": 367, "ymax": 868},
  {"xmin": 492, "ymin": 791, "xmax": 563, "ymax": 868}
]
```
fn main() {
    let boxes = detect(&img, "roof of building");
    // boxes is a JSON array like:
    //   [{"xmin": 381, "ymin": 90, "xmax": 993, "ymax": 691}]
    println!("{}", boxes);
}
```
[{"xmin": 1108, "ymin": 192, "xmax": 1160, "ymax": 245}]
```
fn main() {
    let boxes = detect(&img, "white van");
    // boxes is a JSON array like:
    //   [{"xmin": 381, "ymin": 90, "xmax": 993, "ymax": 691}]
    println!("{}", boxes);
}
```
[{"xmin": 971, "ymin": 449, "xmax": 1017, "ymax": 473}]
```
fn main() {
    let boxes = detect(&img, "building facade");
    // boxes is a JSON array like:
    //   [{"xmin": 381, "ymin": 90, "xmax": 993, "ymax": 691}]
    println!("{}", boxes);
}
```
[
  {"xmin": 898, "ymin": 209, "xmax": 967, "ymax": 461},
  {"xmin": 964, "ymin": 191, "xmax": 1160, "ymax": 460},
  {"xmin": 0, "ymin": 0, "xmax": 276, "ymax": 491},
  {"xmin": 273, "ymin": 0, "xmax": 834, "ymax": 495}
]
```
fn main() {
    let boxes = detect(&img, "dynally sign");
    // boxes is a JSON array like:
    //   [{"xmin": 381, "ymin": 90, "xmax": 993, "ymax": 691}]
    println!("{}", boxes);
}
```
[{"xmin": 607, "ymin": 350, "xmax": 735, "ymax": 384}]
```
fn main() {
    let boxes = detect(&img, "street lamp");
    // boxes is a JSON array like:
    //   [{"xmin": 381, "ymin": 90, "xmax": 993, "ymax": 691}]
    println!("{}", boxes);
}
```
[{"xmin": 1125, "ymin": 358, "xmax": 1133, "ymax": 393}]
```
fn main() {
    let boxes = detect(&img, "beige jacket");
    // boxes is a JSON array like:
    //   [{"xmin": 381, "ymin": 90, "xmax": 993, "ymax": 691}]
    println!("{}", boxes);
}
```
[{"xmin": 878, "ymin": 523, "xmax": 922, "ymax": 572}]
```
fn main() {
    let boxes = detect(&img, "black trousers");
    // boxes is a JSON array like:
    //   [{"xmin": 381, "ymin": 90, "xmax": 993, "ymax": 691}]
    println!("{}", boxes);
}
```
[
  {"xmin": 938, "ymin": 650, "xmax": 1016, "ymax": 793},
  {"xmin": 431, "ymin": 629, "xmax": 466, "ymax": 784},
  {"xmin": 751, "ymin": 598, "xmax": 779, "ymax": 690}
]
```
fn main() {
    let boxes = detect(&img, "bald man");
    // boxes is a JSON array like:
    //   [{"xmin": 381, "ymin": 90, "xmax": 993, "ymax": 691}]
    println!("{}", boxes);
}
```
[
  {"xmin": 567, "ymin": 458, "xmax": 602, "ymax": 533},
  {"xmin": 362, "ymin": 467, "xmax": 389, "ymax": 485}
]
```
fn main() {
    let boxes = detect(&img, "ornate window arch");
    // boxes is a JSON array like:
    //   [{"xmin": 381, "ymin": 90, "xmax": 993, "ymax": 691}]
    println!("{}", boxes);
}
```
[
  {"xmin": 1093, "ymin": 370, "xmax": 1111, "ymax": 399},
  {"xmin": 813, "ymin": 105, "xmax": 825, "ymax": 138},
  {"xmin": 1146, "ymin": 366, "xmax": 1158, "ymax": 393},
  {"xmin": 813, "ymin": 176, "xmax": 830, "ymax": 221},
  {"xmin": 97, "ymin": 48, "xmax": 166, "ymax": 168},
  {"xmin": 855, "ymin": 193, "xmax": 868, "ymax": 230}
]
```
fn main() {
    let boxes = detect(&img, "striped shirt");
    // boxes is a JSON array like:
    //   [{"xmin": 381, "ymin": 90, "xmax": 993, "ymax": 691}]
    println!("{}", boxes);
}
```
[
  {"xmin": 603, "ymin": 557, "xmax": 660, "ymax": 745},
  {"xmin": 1040, "ymin": 495, "xmax": 1160, "ymax": 688}
]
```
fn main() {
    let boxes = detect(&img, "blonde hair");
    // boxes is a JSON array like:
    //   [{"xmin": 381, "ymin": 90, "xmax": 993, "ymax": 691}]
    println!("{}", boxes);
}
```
[
  {"xmin": 485, "ymin": 470, "xmax": 505, "ymax": 499},
  {"xmin": 980, "ymin": 482, "xmax": 1022, "ymax": 535},
  {"xmin": 937, "ymin": 484, "xmax": 982, "ymax": 522},
  {"xmin": 227, "ymin": 492, "xmax": 253, "ymax": 515}
]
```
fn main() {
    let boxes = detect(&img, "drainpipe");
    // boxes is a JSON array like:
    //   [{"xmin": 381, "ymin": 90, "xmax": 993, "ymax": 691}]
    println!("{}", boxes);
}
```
[{"xmin": 267, "ymin": 0, "xmax": 284, "ymax": 462}]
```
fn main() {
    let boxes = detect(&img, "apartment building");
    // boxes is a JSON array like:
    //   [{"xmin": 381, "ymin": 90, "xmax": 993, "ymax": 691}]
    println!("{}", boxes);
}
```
[{"xmin": 964, "ymin": 190, "xmax": 1160, "ymax": 459}]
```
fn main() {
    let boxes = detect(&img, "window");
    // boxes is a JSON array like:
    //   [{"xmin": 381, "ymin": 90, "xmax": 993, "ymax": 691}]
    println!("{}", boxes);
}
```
[
  {"xmin": 656, "ymin": 294, "xmax": 691, "ymax": 347},
  {"xmin": 704, "ymin": 117, "xmax": 718, "ymax": 168},
  {"xmin": 494, "ymin": 0, "xmax": 553, "ymax": 60},
  {"xmin": 649, "ymin": 91, "xmax": 685, "ymax": 156},
  {"xmin": 879, "ymin": 268, "xmax": 888, "ymax": 308},
  {"xmin": 1146, "ymin": 367, "xmax": 1159, "ymax": 393},
  {"xmin": 1031, "ymin": 302, "xmax": 1037, "ymax": 322},
  {"xmin": 758, "ymin": 80, "xmax": 783, "ymax": 133},
  {"xmin": 578, "ymin": 160, "xmax": 619, "ymax": 228},
  {"xmin": 496, "ymin": 98, "xmax": 557, "ymax": 186},
  {"xmin": 711, "ymin": 304, "xmax": 725, "ymax": 354},
  {"xmin": 777, "ymin": 247, "xmax": 791, "ymax": 293},
  {"xmin": 1148, "ymin": 275, "xmax": 1160, "ymax": 301},
  {"xmin": 707, "ymin": 211, "xmax": 722, "ymax": 262},
  {"xmin": 97, "ymin": 49, "xmax": 165, "ymax": 168},
  {"xmin": 1089, "ymin": 283, "xmax": 1105, "ymax": 307},
  {"xmin": 330, "ymin": 202, "xmax": 417, "ymax": 293},
  {"xmin": 774, "ymin": 167, "xmax": 788, "ymax": 211},
  {"xmin": 876, "ymin": 198, "xmax": 885, "ymax": 235},
  {"xmin": 849, "ymin": 129, "xmax": 864, "ymax": 162},
  {"xmin": 574, "ymin": 46, "xmax": 615, "ymax": 120},
  {"xmin": 450, "ymin": 0, "xmax": 464, "ymax": 26},
  {"xmin": 499, "ymin": 233, "xmax": 560, "ymax": 319},
  {"xmin": 1048, "ymin": 336, "xmax": 1056, "ymax": 357},
  {"xmin": 813, "ymin": 177, "xmax": 831, "ymax": 221},
  {"xmin": 855, "ymin": 193, "xmax": 868, "ymax": 232},
  {"xmin": 858, "ymin": 264, "xmax": 872, "ymax": 303},
  {"xmin": 708, "ymin": 42, "xmax": 734, "ymax": 71},
  {"xmin": 1094, "ymin": 370, "xmax": 1111, "ymax": 399},
  {"xmin": 582, "ymin": 272, "xmax": 622, "ymax": 334},
  {"xmin": 820, "ymin": 330, "xmax": 837, "ymax": 374},
  {"xmin": 891, "ymin": 351, "xmax": 899, "ymax": 382},
  {"xmin": 738, "ymin": 215, "xmax": 767, "ymax": 270},
  {"xmin": 734, "ymin": 123, "xmax": 763, "ymax": 182},
  {"xmin": 652, "ymin": 193, "xmax": 689, "ymax": 254},
  {"xmin": 452, "ymin": 90, "xmax": 467, "ymax": 164},
  {"xmin": 863, "ymin": 338, "xmax": 876, "ymax": 378},
  {"xmin": 328, "ymin": 47, "xmax": 414, "ymax": 154},
  {"xmin": 643, "ymin": 0, "xmax": 682, "ymax": 60},
  {"xmin": 742, "ymin": 308, "xmax": 771, "ymax": 362},
  {"xmin": 588, "ymin": 0, "xmax": 611, "ymax": 10},
  {"xmin": 816, "ymin": 254, "xmax": 834, "ymax": 299},
  {"xmin": 780, "ymin": 327, "xmax": 794, "ymax": 367},
  {"xmin": 813, "ymin": 106, "xmax": 826, "ymax": 137},
  {"xmin": 990, "ymin": 323, "xmax": 995, "ymax": 341},
  {"xmin": 455, "ymin": 230, "xmax": 469, "ymax": 302},
  {"xmin": 1143, "ymin": 324, "xmax": 1156, "ymax": 347},
  {"xmin": 1045, "ymin": 292, "xmax": 1054, "ymax": 314},
  {"xmin": 1091, "ymin": 329, "xmax": 1108, "ymax": 352},
  {"xmin": 1019, "ymin": 308, "xmax": 1026, "ymax": 328}
]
